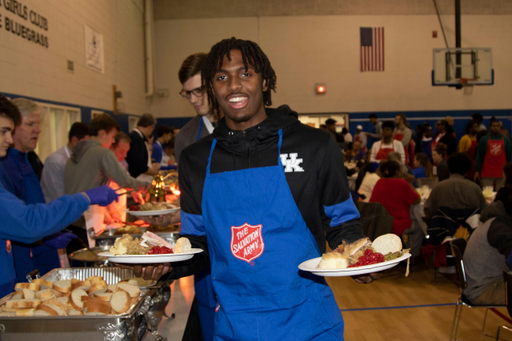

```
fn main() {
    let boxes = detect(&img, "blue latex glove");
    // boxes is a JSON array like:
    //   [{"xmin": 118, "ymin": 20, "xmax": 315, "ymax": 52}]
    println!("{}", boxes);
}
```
[
  {"xmin": 84, "ymin": 185, "xmax": 119, "ymax": 206},
  {"xmin": 43, "ymin": 232, "xmax": 78, "ymax": 249}
]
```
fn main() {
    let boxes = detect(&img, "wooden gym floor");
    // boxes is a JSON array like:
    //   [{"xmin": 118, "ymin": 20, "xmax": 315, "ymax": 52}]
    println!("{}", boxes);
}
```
[{"xmin": 328, "ymin": 262, "xmax": 512, "ymax": 341}]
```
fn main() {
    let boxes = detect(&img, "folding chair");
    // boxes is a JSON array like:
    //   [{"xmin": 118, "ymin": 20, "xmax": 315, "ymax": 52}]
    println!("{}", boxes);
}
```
[
  {"xmin": 496, "ymin": 270, "xmax": 512, "ymax": 340},
  {"xmin": 449, "ymin": 238, "xmax": 505, "ymax": 341}
]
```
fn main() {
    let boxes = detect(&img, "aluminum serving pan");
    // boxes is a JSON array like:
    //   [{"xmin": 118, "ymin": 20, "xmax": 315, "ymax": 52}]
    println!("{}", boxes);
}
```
[{"xmin": 0, "ymin": 267, "xmax": 161, "ymax": 341}]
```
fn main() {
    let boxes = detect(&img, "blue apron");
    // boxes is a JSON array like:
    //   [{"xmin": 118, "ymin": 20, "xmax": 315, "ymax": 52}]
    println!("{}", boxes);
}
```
[
  {"xmin": 195, "ymin": 120, "xmax": 216, "ymax": 341},
  {"xmin": 202, "ymin": 130, "xmax": 344, "ymax": 341}
]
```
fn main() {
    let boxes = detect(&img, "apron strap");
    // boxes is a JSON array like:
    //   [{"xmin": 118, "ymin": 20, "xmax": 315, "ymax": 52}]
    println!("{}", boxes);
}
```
[
  {"xmin": 207, "ymin": 129, "xmax": 283, "ymax": 175},
  {"xmin": 206, "ymin": 139, "xmax": 217, "ymax": 176},
  {"xmin": 277, "ymin": 129, "xmax": 283, "ymax": 166}
]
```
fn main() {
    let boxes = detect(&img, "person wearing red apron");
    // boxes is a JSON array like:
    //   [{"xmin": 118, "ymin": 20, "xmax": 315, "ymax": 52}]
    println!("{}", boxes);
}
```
[
  {"xmin": 475, "ymin": 119, "xmax": 512, "ymax": 189},
  {"xmin": 370, "ymin": 120, "xmax": 406, "ymax": 164}
]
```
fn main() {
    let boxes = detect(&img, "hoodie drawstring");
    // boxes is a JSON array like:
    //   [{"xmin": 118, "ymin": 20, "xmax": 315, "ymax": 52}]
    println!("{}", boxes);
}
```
[
  {"xmin": 256, "ymin": 126, "xmax": 261, "ymax": 167},
  {"xmin": 229, "ymin": 131, "xmax": 236, "ymax": 171}
]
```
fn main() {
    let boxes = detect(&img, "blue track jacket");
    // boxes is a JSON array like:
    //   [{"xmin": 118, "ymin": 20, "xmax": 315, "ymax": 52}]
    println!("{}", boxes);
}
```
[{"xmin": 0, "ymin": 182, "xmax": 89, "ymax": 298}]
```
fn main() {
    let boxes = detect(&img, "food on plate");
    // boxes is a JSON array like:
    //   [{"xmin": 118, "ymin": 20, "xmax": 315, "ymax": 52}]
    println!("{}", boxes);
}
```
[
  {"xmin": 317, "ymin": 235, "xmax": 406, "ymax": 270},
  {"xmin": 0, "ymin": 275, "xmax": 149, "ymax": 317},
  {"xmin": 114, "ymin": 225, "xmax": 142, "ymax": 235},
  {"xmin": 109, "ymin": 234, "xmax": 147, "ymax": 255},
  {"xmin": 318, "ymin": 252, "xmax": 349, "ymax": 269},
  {"xmin": 129, "ymin": 202, "xmax": 177, "ymax": 212},
  {"xmin": 109, "ymin": 232, "xmax": 189, "ymax": 256},
  {"xmin": 174, "ymin": 237, "xmax": 191, "ymax": 253},
  {"xmin": 372, "ymin": 233, "xmax": 409, "ymax": 261}
]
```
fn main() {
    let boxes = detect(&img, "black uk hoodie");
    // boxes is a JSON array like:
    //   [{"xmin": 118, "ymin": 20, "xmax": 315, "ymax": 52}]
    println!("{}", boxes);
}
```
[{"xmin": 166, "ymin": 105, "xmax": 364, "ymax": 280}]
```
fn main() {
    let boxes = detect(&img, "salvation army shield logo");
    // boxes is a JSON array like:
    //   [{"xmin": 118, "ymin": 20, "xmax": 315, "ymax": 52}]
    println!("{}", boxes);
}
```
[
  {"xmin": 230, "ymin": 223, "xmax": 264, "ymax": 263},
  {"xmin": 490, "ymin": 143, "xmax": 502, "ymax": 156}
]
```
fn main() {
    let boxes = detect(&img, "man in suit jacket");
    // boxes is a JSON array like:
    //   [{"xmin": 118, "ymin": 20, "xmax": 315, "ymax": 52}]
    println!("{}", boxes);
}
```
[{"xmin": 125, "ymin": 114, "xmax": 160, "ymax": 181}]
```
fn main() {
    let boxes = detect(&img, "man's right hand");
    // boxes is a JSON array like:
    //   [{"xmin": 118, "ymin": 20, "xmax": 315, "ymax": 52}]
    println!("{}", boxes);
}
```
[
  {"xmin": 115, "ymin": 263, "xmax": 172, "ymax": 281},
  {"xmin": 474, "ymin": 172, "xmax": 481, "ymax": 183}
]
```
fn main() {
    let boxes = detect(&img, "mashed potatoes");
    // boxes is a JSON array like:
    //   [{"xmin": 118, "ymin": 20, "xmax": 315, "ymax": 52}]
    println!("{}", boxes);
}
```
[{"xmin": 318, "ymin": 252, "xmax": 349, "ymax": 269}]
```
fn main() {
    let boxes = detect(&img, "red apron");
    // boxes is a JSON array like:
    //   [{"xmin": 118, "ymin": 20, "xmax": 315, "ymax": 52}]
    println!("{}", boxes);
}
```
[
  {"xmin": 465, "ymin": 139, "xmax": 478, "ymax": 180},
  {"xmin": 393, "ymin": 132, "xmax": 408, "ymax": 164},
  {"xmin": 376, "ymin": 141, "xmax": 395, "ymax": 161},
  {"xmin": 482, "ymin": 136, "xmax": 507, "ymax": 178},
  {"xmin": 354, "ymin": 135, "xmax": 367, "ymax": 152}
]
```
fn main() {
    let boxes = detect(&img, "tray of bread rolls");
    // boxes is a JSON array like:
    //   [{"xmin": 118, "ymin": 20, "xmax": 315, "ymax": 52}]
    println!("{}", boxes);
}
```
[{"xmin": 0, "ymin": 267, "xmax": 164, "ymax": 341}]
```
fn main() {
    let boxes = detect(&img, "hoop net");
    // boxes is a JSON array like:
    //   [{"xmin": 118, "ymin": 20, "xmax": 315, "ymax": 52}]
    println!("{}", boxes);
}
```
[{"xmin": 459, "ymin": 77, "xmax": 476, "ymax": 95}]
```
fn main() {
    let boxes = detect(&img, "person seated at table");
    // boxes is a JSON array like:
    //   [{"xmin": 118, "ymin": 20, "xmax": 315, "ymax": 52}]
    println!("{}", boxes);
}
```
[
  {"xmin": 357, "ymin": 162, "xmax": 380, "ymax": 202},
  {"xmin": 501, "ymin": 162, "xmax": 512, "ymax": 191},
  {"xmin": 370, "ymin": 120, "xmax": 405, "ymax": 164},
  {"xmin": 352, "ymin": 141, "xmax": 367, "ymax": 162},
  {"xmin": 463, "ymin": 184, "xmax": 512, "ymax": 305},
  {"xmin": 424, "ymin": 153, "xmax": 487, "ymax": 224},
  {"xmin": 387, "ymin": 151, "xmax": 417, "ymax": 188},
  {"xmin": 433, "ymin": 142, "xmax": 449, "ymax": 182},
  {"xmin": 370, "ymin": 161, "xmax": 420, "ymax": 236},
  {"xmin": 413, "ymin": 153, "xmax": 433, "ymax": 178}
]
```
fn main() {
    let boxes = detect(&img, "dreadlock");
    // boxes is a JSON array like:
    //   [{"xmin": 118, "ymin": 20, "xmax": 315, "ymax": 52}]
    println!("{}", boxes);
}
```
[{"xmin": 201, "ymin": 37, "xmax": 277, "ymax": 114}]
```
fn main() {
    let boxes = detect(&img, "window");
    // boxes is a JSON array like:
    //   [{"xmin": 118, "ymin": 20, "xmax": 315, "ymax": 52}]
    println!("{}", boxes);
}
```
[{"xmin": 35, "ymin": 103, "xmax": 81, "ymax": 162}]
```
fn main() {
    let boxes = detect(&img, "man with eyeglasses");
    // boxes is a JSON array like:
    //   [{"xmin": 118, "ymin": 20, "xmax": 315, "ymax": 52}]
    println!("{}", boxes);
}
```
[
  {"xmin": 174, "ymin": 52, "xmax": 218, "ymax": 341},
  {"xmin": 175, "ymin": 53, "xmax": 220, "ymax": 163}
]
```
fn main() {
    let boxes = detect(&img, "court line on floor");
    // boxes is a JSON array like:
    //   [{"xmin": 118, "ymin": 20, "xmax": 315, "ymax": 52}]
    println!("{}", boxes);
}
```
[{"xmin": 340, "ymin": 303, "xmax": 456, "ymax": 312}]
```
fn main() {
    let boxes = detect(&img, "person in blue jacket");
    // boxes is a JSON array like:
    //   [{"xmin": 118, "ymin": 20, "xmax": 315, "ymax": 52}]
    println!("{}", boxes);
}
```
[
  {"xmin": 0, "ymin": 94, "xmax": 118, "ymax": 297},
  {"xmin": 152, "ymin": 125, "xmax": 177, "ymax": 170}
]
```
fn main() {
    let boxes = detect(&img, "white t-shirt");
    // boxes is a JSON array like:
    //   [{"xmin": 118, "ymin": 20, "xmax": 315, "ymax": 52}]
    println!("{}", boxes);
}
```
[
  {"xmin": 370, "ymin": 140, "xmax": 406, "ymax": 164},
  {"xmin": 358, "ymin": 173, "xmax": 380, "ymax": 202}
]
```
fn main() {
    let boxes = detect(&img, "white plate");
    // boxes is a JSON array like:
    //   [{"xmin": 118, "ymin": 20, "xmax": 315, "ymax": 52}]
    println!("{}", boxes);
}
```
[
  {"xmin": 298, "ymin": 253, "xmax": 411, "ymax": 277},
  {"xmin": 126, "ymin": 205, "xmax": 180, "ymax": 216},
  {"xmin": 98, "ymin": 248, "xmax": 203, "ymax": 264}
]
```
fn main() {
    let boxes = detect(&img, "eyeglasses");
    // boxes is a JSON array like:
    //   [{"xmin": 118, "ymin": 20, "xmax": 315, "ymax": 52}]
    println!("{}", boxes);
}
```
[{"xmin": 179, "ymin": 86, "xmax": 205, "ymax": 99}]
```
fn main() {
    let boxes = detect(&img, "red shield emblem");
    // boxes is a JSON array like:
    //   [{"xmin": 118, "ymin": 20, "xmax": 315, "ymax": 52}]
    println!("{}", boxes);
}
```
[
  {"xmin": 6, "ymin": 240, "xmax": 11, "ymax": 253},
  {"xmin": 230, "ymin": 223, "xmax": 264, "ymax": 263},
  {"xmin": 490, "ymin": 143, "xmax": 502, "ymax": 156}
]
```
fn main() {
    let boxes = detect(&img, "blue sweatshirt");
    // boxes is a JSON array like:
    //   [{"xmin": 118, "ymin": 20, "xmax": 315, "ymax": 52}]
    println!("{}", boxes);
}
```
[
  {"xmin": 0, "ymin": 182, "xmax": 89, "ymax": 297},
  {"xmin": 152, "ymin": 141, "xmax": 177, "ymax": 171}
]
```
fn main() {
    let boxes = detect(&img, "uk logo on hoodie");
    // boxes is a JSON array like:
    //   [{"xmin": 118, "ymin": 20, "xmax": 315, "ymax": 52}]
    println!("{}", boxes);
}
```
[{"xmin": 280, "ymin": 153, "xmax": 304, "ymax": 172}]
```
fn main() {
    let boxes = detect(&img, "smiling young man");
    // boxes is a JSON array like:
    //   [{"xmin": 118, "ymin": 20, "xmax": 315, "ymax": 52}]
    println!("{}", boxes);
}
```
[
  {"xmin": 174, "ymin": 53, "xmax": 220, "ymax": 163},
  {"xmin": 127, "ymin": 38, "xmax": 373, "ymax": 341},
  {"xmin": 0, "ymin": 94, "xmax": 117, "ymax": 297}
]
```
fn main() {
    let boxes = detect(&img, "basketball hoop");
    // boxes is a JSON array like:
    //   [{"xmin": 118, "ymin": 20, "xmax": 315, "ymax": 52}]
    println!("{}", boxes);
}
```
[{"xmin": 459, "ymin": 77, "xmax": 476, "ymax": 95}]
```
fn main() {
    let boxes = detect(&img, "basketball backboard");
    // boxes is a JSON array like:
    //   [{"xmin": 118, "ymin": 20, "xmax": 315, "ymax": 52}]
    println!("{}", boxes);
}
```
[{"xmin": 432, "ymin": 48, "xmax": 493, "ymax": 86}]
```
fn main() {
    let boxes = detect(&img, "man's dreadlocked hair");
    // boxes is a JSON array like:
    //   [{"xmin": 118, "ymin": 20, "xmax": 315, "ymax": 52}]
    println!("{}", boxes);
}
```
[{"xmin": 201, "ymin": 37, "xmax": 277, "ymax": 114}]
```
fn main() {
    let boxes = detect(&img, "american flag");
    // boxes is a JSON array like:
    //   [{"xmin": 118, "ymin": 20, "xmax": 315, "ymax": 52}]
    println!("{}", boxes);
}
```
[{"xmin": 360, "ymin": 27, "xmax": 384, "ymax": 72}]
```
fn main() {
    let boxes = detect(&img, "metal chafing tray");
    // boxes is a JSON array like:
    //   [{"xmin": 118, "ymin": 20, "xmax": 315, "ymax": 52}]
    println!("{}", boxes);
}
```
[{"xmin": 0, "ymin": 267, "xmax": 167, "ymax": 341}]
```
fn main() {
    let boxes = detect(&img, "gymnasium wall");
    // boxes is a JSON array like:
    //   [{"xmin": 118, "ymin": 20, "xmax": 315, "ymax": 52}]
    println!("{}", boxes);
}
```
[
  {"xmin": 0, "ymin": 0, "xmax": 148, "ymax": 117},
  {"xmin": 150, "ymin": 13, "xmax": 512, "ymax": 126}
]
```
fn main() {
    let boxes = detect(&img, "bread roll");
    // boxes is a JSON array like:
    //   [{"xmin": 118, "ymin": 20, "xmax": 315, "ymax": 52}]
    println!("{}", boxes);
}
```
[
  {"xmin": 15, "ymin": 308, "xmax": 35, "ymax": 316},
  {"xmin": 318, "ymin": 252, "xmax": 349, "ymax": 270},
  {"xmin": 14, "ymin": 283, "xmax": 40, "ymax": 292},
  {"xmin": 95, "ymin": 292, "xmax": 113, "ymax": 302},
  {"xmin": 111, "ymin": 291, "xmax": 130, "ymax": 314},
  {"xmin": 53, "ymin": 280, "xmax": 71, "ymax": 293},
  {"xmin": 5, "ymin": 299, "xmax": 41, "ymax": 309},
  {"xmin": 174, "ymin": 237, "xmax": 191, "ymax": 253},
  {"xmin": 70, "ymin": 289, "xmax": 88, "ymax": 311},
  {"xmin": 83, "ymin": 297, "xmax": 111, "ymax": 315},
  {"xmin": 35, "ymin": 289, "xmax": 54, "ymax": 300},
  {"xmin": 36, "ymin": 305, "xmax": 59, "ymax": 316},
  {"xmin": 372, "ymin": 234, "xmax": 402, "ymax": 256},
  {"xmin": 117, "ymin": 283, "xmax": 140, "ymax": 298},
  {"xmin": 32, "ymin": 279, "xmax": 54, "ymax": 289}
]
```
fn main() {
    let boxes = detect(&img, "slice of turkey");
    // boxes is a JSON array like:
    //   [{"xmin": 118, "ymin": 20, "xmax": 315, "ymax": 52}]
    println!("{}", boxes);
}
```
[{"xmin": 140, "ymin": 231, "xmax": 173, "ymax": 249}]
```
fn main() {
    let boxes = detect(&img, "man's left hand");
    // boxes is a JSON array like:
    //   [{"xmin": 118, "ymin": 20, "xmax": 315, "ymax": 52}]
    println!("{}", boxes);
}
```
[{"xmin": 351, "ymin": 272, "xmax": 381, "ymax": 284}]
